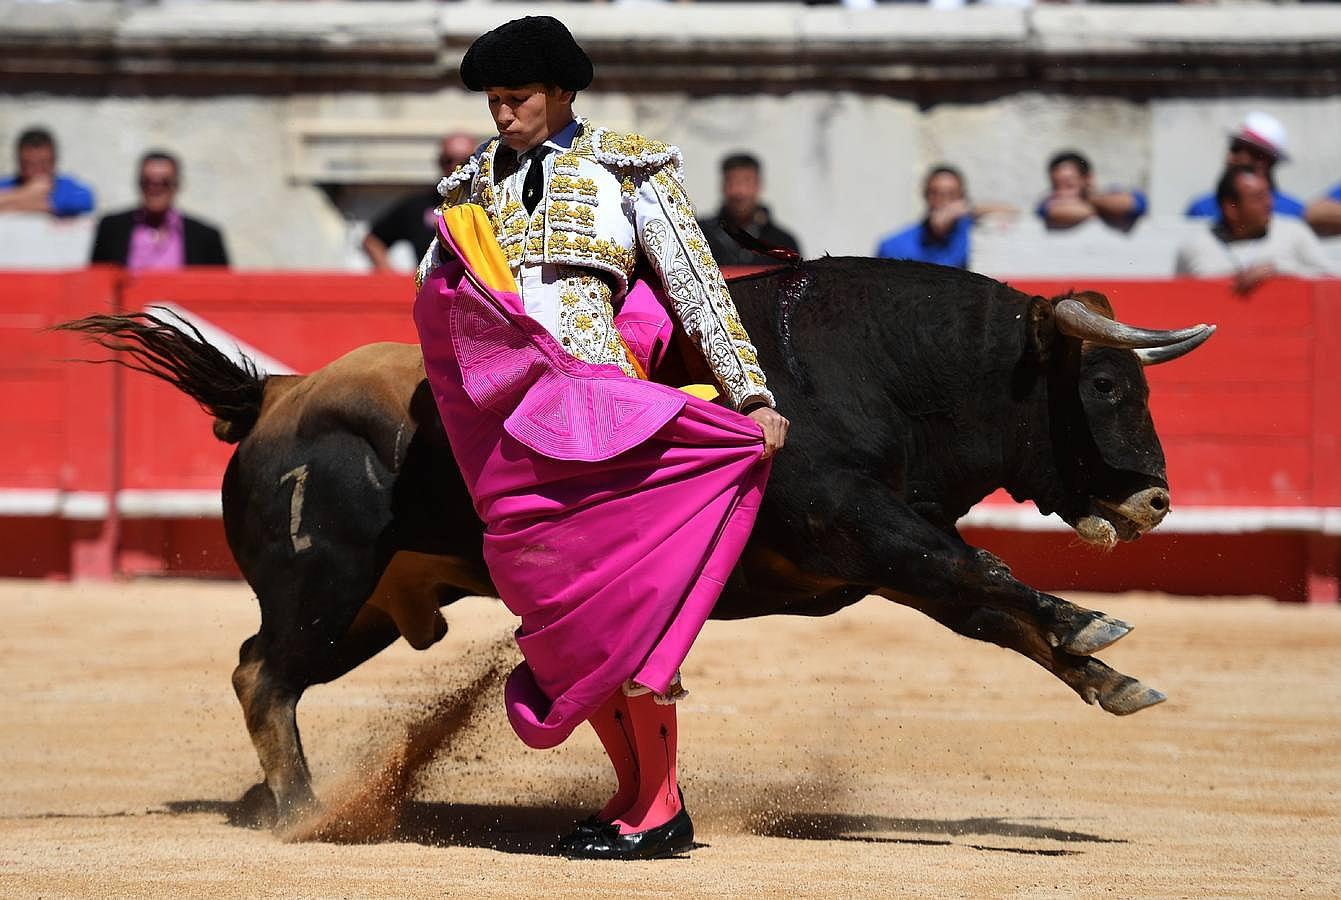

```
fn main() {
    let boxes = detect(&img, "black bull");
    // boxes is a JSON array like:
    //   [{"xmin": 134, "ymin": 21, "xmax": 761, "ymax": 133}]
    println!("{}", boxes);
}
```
[{"xmin": 61, "ymin": 256, "xmax": 1213, "ymax": 827}]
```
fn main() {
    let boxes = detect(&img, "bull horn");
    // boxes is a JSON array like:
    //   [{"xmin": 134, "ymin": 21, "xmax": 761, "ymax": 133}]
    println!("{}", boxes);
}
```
[
  {"xmin": 1135, "ymin": 325, "xmax": 1216, "ymax": 365},
  {"xmin": 1054, "ymin": 298, "xmax": 1214, "ymax": 349}
]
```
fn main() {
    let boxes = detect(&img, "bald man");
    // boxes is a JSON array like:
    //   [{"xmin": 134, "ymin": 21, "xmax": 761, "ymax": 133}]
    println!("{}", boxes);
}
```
[{"xmin": 362, "ymin": 133, "xmax": 478, "ymax": 271}]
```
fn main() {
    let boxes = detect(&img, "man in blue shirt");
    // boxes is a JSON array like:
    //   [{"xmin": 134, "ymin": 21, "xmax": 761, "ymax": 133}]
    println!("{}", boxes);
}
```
[
  {"xmin": 1037, "ymin": 150, "xmax": 1147, "ymax": 232},
  {"xmin": 0, "ymin": 127, "xmax": 95, "ymax": 217},
  {"xmin": 1305, "ymin": 181, "xmax": 1341, "ymax": 237},
  {"xmin": 1185, "ymin": 112, "xmax": 1303, "ymax": 220},
  {"xmin": 875, "ymin": 166, "xmax": 975, "ymax": 269}
]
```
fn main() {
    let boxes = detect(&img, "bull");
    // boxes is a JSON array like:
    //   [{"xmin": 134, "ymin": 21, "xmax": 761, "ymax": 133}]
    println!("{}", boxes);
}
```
[{"xmin": 61, "ymin": 256, "xmax": 1212, "ymax": 828}]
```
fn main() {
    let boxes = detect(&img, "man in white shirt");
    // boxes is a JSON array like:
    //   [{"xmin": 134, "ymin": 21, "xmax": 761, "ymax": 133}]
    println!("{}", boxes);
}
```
[{"xmin": 1175, "ymin": 165, "xmax": 1335, "ymax": 293}]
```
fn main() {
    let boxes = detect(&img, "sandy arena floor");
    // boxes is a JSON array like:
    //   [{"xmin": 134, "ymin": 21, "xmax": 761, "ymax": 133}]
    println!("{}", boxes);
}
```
[{"xmin": 0, "ymin": 579, "xmax": 1337, "ymax": 898}]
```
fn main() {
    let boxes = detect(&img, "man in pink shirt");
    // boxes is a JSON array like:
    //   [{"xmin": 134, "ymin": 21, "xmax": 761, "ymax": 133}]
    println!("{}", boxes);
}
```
[{"xmin": 90, "ymin": 151, "xmax": 228, "ymax": 269}]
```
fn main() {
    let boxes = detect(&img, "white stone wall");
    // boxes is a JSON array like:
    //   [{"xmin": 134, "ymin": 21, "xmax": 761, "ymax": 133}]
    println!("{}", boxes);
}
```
[{"xmin": 2, "ymin": 2, "xmax": 1339, "ymax": 271}]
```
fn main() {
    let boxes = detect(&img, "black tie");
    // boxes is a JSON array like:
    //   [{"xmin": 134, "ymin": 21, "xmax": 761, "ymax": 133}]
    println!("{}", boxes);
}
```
[{"xmin": 522, "ymin": 146, "xmax": 549, "ymax": 215}]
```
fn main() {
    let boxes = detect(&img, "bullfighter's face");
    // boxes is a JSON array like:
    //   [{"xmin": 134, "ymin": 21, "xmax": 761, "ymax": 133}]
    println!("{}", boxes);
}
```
[{"xmin": 485, "ymin": 83, "xmax": 574, "ymax": 153}]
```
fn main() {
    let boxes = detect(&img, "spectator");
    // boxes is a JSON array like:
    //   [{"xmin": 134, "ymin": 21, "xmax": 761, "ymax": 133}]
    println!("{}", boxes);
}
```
[
  {"xmin": 363, "ymin": 132, "xmax": 478, "ymax": 272},
  {"xmin": 1185, "ymin": 112, "xmax": 1304, "ymax": 220},
  {"xmin": 1037, "ymin": 150, "xmax": 1147, "ymax": 232},
  {"xmin": 1305, "ymin": 182, "xmax": 1341, "ymax": 237},
  {"xmin": 697, "ymin": 153, "xmax": 801, "ymax": 267},
  {"xmin": 0, "ymin": 127, "xmax": 94, "ymax": 217},
  {"xmin": 90, "ymin": 151, "xmax": 228, "ymax": 269},
  {"xmin": 875, "ymin": 165, "xmax": 1014, "ymax": 269},
  {"xmin": 1175, "ymin": 165, "xmax": 1334, "ymax": 293}
]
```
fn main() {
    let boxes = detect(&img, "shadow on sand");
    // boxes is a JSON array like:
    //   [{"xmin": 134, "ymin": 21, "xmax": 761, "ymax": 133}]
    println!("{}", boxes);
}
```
[
  {"xmin": 165, "ymin": 798, "xmax": 1121, "ymax": 858},
  {"xmin": 166, "ymin": 798, "xmax": 597, "ymax": 855},
  {"xmin": 750, "ymin": 812, "xmax": 1126, "ymax": 856}
]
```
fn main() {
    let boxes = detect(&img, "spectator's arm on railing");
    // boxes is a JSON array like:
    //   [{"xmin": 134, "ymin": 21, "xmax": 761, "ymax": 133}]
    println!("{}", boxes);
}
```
[
  {"xmin": 1306, "ymin": 197, "xmax": 1341, "ymax": 238},
  {"xmin": 969, "ymin": 201, "xmax": 1018, "ymax": 223},
  {"xmin": 1039, "ymin": 193, "xmax": 1095, "ymax": 229},
  {"xmin": 927, "ymin": 199, "xmax": 970, "ymax": 239},
  {"xmin": 1091, "ymin": 189, "xmax": 1144, "ymax": 222},
  {"xmin": 0, "ymin": 176, "xmax": 53, "ymax": 214}
]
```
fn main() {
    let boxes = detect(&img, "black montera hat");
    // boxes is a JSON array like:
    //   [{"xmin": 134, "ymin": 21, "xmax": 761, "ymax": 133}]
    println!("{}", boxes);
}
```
[{"xmin": 460, "ymin": 16, "xmax": 593, "ymax": 93}]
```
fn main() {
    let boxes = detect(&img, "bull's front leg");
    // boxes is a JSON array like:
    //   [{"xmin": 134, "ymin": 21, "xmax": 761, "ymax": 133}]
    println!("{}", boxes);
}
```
[
  {"xmin": 794, "ymin": 474, "xmax": 1125, "ymax": 654},
  {"xmin": 886, "ymin": 595, "xmax": 1165, "ymax": 716},
  {"xmin": 784, "ymin": 473, "xmax": 1164, "ymax": 715},
  {"xmin": 953, "ymin": 547, "xmax": 1136, "ymax": 658}
]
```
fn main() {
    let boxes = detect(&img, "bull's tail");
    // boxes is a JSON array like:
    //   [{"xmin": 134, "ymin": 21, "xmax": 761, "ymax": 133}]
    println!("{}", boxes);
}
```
[{"xmin": 55, "ymin": 308, "xmax": 266, "ymax": 444}]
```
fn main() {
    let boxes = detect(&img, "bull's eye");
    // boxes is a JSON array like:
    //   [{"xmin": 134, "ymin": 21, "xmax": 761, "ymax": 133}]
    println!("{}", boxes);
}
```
[{"xmin": 1093, "ymin": 376, "xmax": 1116, "ymax": 395}]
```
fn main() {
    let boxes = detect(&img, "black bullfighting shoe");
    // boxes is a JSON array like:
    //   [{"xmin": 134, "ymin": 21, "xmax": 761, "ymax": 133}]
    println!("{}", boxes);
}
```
[
  {"xmin": 560, "ymin": 807, "xmax": 695, "ymax": 861},
  {"xmin": 555, "ymin": 815, "xmax": 607, "ymax": 855},
  {"xmin": 556, "ymin": 787, "xmax": 688, "ymax": 855}
]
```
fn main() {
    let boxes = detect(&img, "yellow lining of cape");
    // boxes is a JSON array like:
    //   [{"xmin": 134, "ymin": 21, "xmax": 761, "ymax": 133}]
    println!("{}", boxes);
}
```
[
  {"xmin": 441, "ymin": 203, "xmax": 718, "ymax": 402},
  {"xmin": 441, "ymin": 204, "xmax": 518, "ymax": 294}
]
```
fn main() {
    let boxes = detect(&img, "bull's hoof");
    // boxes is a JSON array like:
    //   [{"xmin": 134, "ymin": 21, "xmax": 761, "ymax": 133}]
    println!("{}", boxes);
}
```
[
  {"xmin": 1057, "ymin": 613, "xmax": 1133, "ymax": 656},
  {"xmin": 229, "ymin": 782, "xmax": 278, "ymax": 830},
  {"xmin": 273, "ymin": 788, "xmax": 319, "ymax": 832},
  {"xmin": 1097, "ymin": 679, "xmax": 1166, "ymax": 716}
]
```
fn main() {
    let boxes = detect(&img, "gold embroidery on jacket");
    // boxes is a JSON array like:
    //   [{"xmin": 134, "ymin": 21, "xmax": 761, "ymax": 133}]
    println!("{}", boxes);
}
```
[
  {"xmin": 438, "ymin": 124, "xmax": 771, "ymax": 406},
  {"xmin": 554, "ymin": 269, "xmax": 637, "ymax": 378}
]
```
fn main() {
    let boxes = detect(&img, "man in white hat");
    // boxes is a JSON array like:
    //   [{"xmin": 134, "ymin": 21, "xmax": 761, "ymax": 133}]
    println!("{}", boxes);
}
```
[
  {"xmin": 1175, "ymin": 164, "xmax": 1335, "ymax": 291},
  {"xmin": 1184, "ymin": 111, "xmax": 1304, "ymax": 220}
]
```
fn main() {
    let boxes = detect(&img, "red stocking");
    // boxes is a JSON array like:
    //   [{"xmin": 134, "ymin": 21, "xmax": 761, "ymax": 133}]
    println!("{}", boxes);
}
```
[
  {"xmin": 613, "ymin": 691, "xmax": 683, "ymax": 834},
  {"xmin": 587, "ymin": 690, "xmax": 639, "ymax": 822}
]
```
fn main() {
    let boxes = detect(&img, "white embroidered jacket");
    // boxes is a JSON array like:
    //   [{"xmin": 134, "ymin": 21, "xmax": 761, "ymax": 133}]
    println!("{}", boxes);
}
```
[{"xmin": 418, "ymin": 119, "xmax": 774, "ymax": 411}]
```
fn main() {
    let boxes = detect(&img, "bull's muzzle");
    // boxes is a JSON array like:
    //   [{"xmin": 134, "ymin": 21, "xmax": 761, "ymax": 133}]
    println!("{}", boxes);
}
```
[{"xmin": 1076, "ymin": 487, "xmax": 1171, "ymax": 548}]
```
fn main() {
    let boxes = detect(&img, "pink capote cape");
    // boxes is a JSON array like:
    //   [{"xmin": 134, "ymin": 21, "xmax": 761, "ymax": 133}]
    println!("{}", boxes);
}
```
[{"xmin": 413, "ymin": 209, "xmax": 771, "ymax": 749}]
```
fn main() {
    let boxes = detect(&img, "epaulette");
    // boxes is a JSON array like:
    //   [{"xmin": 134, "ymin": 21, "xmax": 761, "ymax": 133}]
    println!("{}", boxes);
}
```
[
  {"xmin": 591, "ymin": 127, "xmax": 683, "ymax": 173},
  {"xmin": 437, "ymin": 158, "xmax": 477, "ymax": 199},
  {"xmin": 437, "ymin": 141, "xmax": 494, "ymax": 199}
]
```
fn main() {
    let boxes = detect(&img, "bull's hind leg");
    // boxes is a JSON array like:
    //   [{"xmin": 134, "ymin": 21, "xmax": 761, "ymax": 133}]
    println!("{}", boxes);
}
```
[
  {"xmin": 230, "ymin": 555, "xmax": 484, "ymax": 828},
  {"xmin": 230, "ymin": 608, "xmax": 405, "ymax": 829},
  {"xmin": 231, "ymin": 633, "xmax": 315, "ymax": 827}
]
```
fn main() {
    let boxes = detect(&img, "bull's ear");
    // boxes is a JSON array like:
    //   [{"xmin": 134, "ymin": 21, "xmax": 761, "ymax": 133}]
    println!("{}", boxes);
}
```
[
  {"xmin": 1069, "ymin": 289, "xmax": 1115, "ymax": 318},
  {"xmin": 1026, "ymin": 296, "xmax": 1057, "ymax": 362}
]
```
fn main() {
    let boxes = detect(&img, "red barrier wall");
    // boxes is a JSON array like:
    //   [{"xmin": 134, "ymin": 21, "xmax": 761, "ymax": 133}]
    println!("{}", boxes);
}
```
[{"xmin": 2, "ymin": 269, "xmax": 1337, "ymax": 602}]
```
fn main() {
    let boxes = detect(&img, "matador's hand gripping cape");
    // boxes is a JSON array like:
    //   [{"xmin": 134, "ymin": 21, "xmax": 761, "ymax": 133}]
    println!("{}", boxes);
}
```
[{"xmin": 413, "ymin": 205, "xmax": 771, "ymax": 749}]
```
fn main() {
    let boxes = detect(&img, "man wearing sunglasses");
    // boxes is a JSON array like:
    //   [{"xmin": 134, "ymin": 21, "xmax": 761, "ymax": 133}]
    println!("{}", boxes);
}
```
[
  {"xmin": 363, "ymin": 133, "xmax": 479, "ymax": 272},
  {"xmin": 90, "ymin": 150, "xmax": 228, "ymax": 269},
  {"xmin": 1184, "ymin": 112, "xmax": 1305, "ymax": 221}
]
